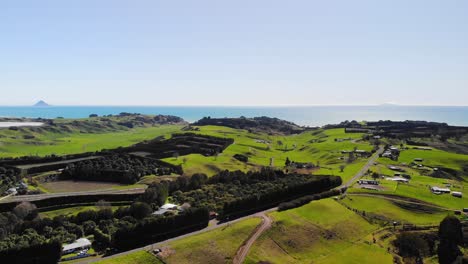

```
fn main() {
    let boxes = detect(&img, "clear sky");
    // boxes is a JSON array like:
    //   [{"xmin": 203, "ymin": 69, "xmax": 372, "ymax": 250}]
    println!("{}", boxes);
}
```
[{"xmin": 1, "ymin": 0, "xmax": 467, "ymax": 106}]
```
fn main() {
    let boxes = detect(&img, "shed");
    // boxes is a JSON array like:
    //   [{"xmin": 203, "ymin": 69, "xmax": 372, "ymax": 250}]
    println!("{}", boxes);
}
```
[{"xmin": 62, "ymin": 238, "xmax": 92, "ymax": 254}]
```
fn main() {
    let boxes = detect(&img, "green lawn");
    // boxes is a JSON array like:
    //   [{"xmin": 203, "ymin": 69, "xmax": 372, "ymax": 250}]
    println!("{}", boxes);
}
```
[
  {"xmin": 246, "ymin": 199, "xmax": 393, "ymax": 264},
  {"xmin": 0, "ymin": 125, "xmax": 182, "ymax": 158},
  {"xmin": 95, "ymin": 251, "xmax": 163, "ymax": 264},
  {"xmin": 160, "ymin": 217, "xmax": 262, "ymax": 264}
]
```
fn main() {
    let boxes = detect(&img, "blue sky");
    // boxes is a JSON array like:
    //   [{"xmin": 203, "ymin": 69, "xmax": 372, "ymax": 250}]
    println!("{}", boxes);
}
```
[{"xmin": 1, "ymin": 0, "xmax": 467, "ymax": 106}]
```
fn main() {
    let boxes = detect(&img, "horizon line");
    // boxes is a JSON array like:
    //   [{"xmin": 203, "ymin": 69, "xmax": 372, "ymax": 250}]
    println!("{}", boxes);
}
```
[{"xmin": 2, "ymin": 103, "xmax": 468, "ymax": 107}]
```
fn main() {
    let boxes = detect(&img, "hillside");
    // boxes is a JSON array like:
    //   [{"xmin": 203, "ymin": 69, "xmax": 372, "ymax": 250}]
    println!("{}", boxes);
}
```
[{"xmin": 192, "ymin": 116, "xmax": 309, "ymax": 135}]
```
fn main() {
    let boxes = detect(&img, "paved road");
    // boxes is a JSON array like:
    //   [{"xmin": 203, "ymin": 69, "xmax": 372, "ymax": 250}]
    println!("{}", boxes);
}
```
[
  {"xmin": 70, "ymin": 148, "xmax": 383, "ymax": 263},
  {"xmin": 77, "ymin": 208, "xmax": 278, "ymax": 264},
  {"xmin": 343, "ymin": 146, "xmax": 384, "ymax": 188},
  {"xmin": 233, "ymin": 213, "xmax": 273, "ymax": 264},
  {"xmin": 0, "ymin": 188, "xmax": 146, "ymax": 203}
]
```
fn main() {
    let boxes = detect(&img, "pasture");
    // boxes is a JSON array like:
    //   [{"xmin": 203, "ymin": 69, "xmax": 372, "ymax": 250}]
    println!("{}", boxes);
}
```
[
  {"xmin": 0, "ymin": 125, "xmax": 182, "ymax": 158},
  {"xmin": 95, "ymin": 251, "xmax": 163, "ymax": 264},
  {"xmin": 245, "ymin": 199, "xmax": 393, "ymax": 264},
  {"xmin": 164, "ymin": 126, "xmax": 374, "ymax": 179},
  {"xmin": 160, "ymin": 217, "xmax": 262, "ymax": 264}
]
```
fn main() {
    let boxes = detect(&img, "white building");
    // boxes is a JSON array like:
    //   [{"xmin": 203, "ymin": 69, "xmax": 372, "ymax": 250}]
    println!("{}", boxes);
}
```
[
  {"xmin": 152, "ymin": 203, "xmax": 179, "ymax": 216},
  {"xmin": 430, "ymin": 186, "xmax": 451, "ymax": 194},
  {"xmin": 62, "ymin": 238, "xmax": 92, "ymax": 254}
]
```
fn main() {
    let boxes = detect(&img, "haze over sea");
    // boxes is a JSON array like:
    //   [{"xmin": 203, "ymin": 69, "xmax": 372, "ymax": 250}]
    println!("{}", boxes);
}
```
[{"xmin": 1, "ymin": 105, "xmax": 468, "ymax": 127}]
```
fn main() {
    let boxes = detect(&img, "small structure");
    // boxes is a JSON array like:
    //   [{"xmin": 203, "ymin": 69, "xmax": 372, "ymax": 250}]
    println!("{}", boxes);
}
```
[
  {"xmin": 451, "ymin": 192, "xmax": 463, "ymax": 198},
  {"xmin": 62, "ymin": 238, "xmax": 92, "ymax": 254},
  {"xmin": 414, "ymin": 158, "xmax": 424, "ymax": 162},
  {"xmin": 386, "ymin": 177, "xmax": 409, "ymax": 183},
  {"xmin": 358, "ymin": 179, "xmax": 379, "ymax": 185},
  {"xmin": 5, "ymin": 188, "xmax": 17, "ymax": 195},
  {"xmin": 209, "ymin": 211, "xmax": 218, "ymax": 220},
  {"xmin": 152, "ymin": 203, "xmax": 180, "ymax": 216},
  {"xmin": 430, "ymin": 186, "xmax": 451, "ymax": 194}
]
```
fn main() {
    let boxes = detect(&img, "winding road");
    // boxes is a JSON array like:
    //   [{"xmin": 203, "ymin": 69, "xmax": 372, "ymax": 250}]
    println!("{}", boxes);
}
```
[{"xmin": 233, "ymin": 213, "xmax": 273, "ymax": 264}]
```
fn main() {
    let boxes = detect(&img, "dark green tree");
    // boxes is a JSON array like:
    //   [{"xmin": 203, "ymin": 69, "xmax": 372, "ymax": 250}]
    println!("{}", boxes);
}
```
[{"xmin": 437, "ymin": 216, "xmax": 463, "ymax": 264}]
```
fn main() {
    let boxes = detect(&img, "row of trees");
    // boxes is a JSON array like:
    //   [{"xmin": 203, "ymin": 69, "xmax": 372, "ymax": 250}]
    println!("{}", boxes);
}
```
[
  {"xmin": 63, "ymin": 154, "xmax": 180, "ymax": 184},
  {"xmin": 112, "ymin": 207, "xmax": 209, "ymax": 250},
  {"xmin": 221, "ymin": 175, "xmax": 342, "ymax": 220},
  {"xmin": 278, "ymin": 188, "xmax": 344, "ymax": 211}
]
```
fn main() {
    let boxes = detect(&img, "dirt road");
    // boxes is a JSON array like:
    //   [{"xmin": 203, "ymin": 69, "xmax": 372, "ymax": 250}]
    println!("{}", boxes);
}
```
[{"xmin": 233, "ymin": 213, "xmax": 273, "ymax": 264}]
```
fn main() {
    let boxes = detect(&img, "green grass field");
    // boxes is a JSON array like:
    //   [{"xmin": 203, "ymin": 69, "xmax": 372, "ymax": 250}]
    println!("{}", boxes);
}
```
[
  {"xmin": 350, "ymin": 145, "xmax": 468, "ymax": 209},
  {"xmin": 246, "ymin": 199, "xmax": 393, "ymax": 264},
  {"xmin": 39, "ymin": 205, "xmax": 123, "ymax": 218},
  {"xmin": 95, "ymin": 251, "xmax": 163, "ymax": 264},
  {"xmin": 340, "ymin": 195, "xmax": 450, "ymax": 225},
  {"xmin": 164, "ymin": 126, "xmax": 373, "ymax": 178},
  {"xmin": 160, "ymin": 217, "xmax": 262, "ymax": 264},
  {"xmin": 0, "ymin": 125, "xmax": 182, "ymax": 158}
]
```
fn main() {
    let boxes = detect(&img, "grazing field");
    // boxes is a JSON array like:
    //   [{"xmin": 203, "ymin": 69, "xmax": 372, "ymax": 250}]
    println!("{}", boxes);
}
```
[
  {"xmin": 164, "ymin": 126, "xmax": 373, "ymax": 178},
  {"xmin": 0, "ymin": 125, "xmax": 182, "ymax": 158},
  {"xmin": 340, "ymin": 195, "xmax": 449, "ymax": 225},
  {"xmin": 246, "ymin": 199, "xmax": 393, "ymax": 264},
  {"xmin": 95, "ymin": 251, "xmax": 163, "ymax": 264},
  {"xmin": 160, "ymin": 217, "xmax": 262, "ymax": 264}
]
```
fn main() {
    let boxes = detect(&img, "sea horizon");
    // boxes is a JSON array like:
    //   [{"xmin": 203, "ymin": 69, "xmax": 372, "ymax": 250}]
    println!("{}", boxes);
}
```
[{"xmin": 1, "ymin": 105, "xmax": 468, "ymax": 127}]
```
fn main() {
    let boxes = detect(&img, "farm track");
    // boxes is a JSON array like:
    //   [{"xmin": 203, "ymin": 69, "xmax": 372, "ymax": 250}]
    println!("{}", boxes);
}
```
[
  {"xmin": 78, "ymin": 208, "xmax": 277, "ymax": 264},
  {"xmin": 233, "ymin": 213, "xmax": 273, "ymax": 264}
]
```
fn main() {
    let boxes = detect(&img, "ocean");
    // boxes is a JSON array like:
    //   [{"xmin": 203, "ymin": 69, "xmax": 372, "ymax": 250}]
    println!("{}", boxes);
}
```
[{"xmin": 0, "ymin": 105, "xmax": 468, "ymax": 127}]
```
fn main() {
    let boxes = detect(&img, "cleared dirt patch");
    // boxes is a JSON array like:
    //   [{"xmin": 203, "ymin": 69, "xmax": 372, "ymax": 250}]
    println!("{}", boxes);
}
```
[{"xmin": 41, "ymin": 180, "xmax": 122, "ymax": 193}]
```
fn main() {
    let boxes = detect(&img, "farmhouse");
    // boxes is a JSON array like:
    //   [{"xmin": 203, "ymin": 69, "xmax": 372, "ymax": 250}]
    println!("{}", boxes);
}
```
[
  {"xmin": 430, "ymin": 186, "xmax": 451, "ymax": 194},
  {"xmin": 62, "ymin": 238, "xmax": 91, "ymax": 254}
]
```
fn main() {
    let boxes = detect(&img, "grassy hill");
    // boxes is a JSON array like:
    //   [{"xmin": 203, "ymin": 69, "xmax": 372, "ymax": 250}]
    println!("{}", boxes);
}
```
[
  {"xmin": 96, "ymin": 251, "xmax": 163, "ymax": 264},
  {"xmin": 160, "ymin": 217, "xmax": 262, "ymax": 264},
  {"xmin": 246, "ymin": 199, "xmax": 393, "ymax": 264},
  {"xmin": 164, "ymin": 126, "xmax": 373, "ymax": 178}
]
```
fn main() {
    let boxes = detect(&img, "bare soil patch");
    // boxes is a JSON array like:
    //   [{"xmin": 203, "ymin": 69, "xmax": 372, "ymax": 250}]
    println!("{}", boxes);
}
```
[{"xmin": 41, "ymin": 180, "xmax": 122, "ymax": 193}]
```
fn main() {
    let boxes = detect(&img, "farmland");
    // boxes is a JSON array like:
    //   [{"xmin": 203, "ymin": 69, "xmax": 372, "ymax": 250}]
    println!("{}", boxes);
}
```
[
  {"xmin": 0, "ymin": 125, "xmax": 182, "ymax": 158},
  {"xmin": 0, "ymin": 117, "xmax": 467, "ymax": 264},
  {"xmin": 160, "ymin": 217, "xmax": 262, "ymax": 264},
  {"xmin": 96, "ymin": 251, "xmax": 163, "ymax": 264},
  {"xmin": 245, "ymin": 199, "xmax": 393, "ymax": 264}
]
